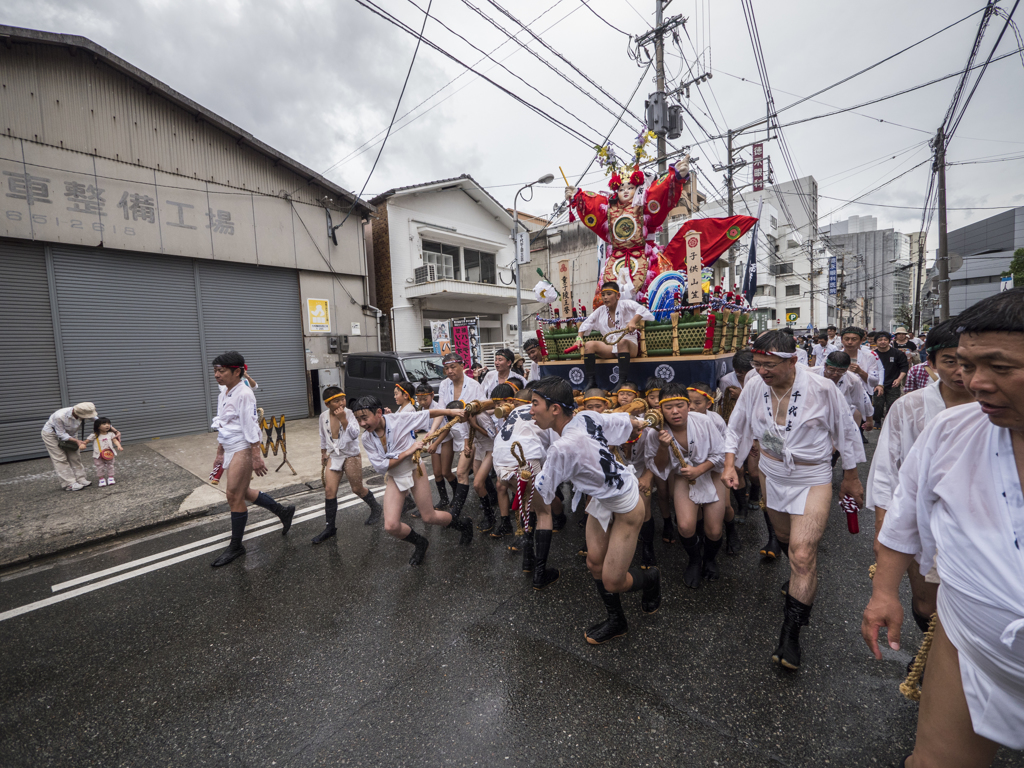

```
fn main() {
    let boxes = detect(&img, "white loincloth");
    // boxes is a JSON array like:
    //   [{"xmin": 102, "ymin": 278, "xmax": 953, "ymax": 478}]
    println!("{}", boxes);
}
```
[
  {"xmin": 760, "ymin": 454, "xmax": 832, "ymax": 515},
  {"xmin": 687, "ymin": 471, "xmax": 719, "ymax": 505},
  {"xmin": 473, "ymin": 436, "xmax": 494, "ymax": 462},
  {"xmin": 939, "ymin": 584, "xmax": 1024, "ymax": 749},
  {"xmin": 219, "ymin": 437, "xmax": 251, "ymax": 471},
  {"xmin": 587, "ymin": 484, "xmax": 641, "ymax": 532}
]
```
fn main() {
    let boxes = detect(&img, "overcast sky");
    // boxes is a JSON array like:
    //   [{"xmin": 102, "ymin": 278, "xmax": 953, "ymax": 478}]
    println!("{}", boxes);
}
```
[{"xmin": 6, "ymin": 0, "xmax": 1023, "ymax": 259}]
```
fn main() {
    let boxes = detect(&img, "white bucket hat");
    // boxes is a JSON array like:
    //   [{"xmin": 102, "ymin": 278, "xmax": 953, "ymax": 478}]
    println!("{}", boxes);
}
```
[{"xmin": 73, "ymin": 402, "xmax": 98, "ymax": 419}]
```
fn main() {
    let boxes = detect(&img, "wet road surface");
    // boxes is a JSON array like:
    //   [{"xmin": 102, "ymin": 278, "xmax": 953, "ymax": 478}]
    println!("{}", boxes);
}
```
[{"xmin": 2, "ymin": 460, "xmax": 1021, "ymax": 767}]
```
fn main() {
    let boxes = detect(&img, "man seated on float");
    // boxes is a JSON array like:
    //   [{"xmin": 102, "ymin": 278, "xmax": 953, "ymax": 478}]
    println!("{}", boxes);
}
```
[{"xmin": 577, "ymin": 281, "xmax": 654, "ymax": 390}]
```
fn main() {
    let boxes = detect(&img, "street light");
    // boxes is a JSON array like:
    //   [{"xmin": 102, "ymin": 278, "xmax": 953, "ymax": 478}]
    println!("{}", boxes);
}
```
[{"xmin": 513, "ymin": 173, "xmax": 555, "ymax": 351}]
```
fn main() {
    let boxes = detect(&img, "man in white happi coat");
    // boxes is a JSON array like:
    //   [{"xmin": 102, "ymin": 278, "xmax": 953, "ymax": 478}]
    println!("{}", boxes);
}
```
[
  {"xmin": 723, "ymin": 330, "xmax": 865, "ymax": 670},
  {"xmin": 577, "ymin": 281, "xmax": 654, "ymax": 390},
  {"xmin": 863, "ymin": 287, "xmax": 1024, "ymax": 766},
  {"xmin": 865, "ymin": 319, "xmax": 974, "ymax": 635},
  {"xmin": 531, "ymin": 376, "xmax": 661, "ymax": 645},
  {"xmin": 840, "ymin": 326, "xmax": 882, "ymax": 406},
  {"xmin": 431, "ymin": 352, "xmax": 486, "ymax": 519},
  {"xmin": 816, "ymin": 350, "xmax": 875, "ymax": 430}
]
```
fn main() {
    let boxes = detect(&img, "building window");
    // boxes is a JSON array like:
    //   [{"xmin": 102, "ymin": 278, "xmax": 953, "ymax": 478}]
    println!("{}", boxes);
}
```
[
  {"xmin": 769, "ymin": 215, "xmax": 778, "ymax": 230},
  {"xmin": 775, "ymin": 263, "xmax": 794, "ymax": 275},
  {"xmin": 464, "ymin": 249, "xmax": 496, "ymax": 284},
  {"xmin": 785, "ymin": 284, "xmax": 800, "ymax": 296},
  {"xmin": 754, "ymin": 285, "xmax": 775, "ymax": 297},
  {"xmin": 422, "ymin": 240, "xmax": 459, "ymax": 280}
]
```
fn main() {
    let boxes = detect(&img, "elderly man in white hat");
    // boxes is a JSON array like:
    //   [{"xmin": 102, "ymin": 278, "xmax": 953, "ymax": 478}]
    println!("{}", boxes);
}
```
[{"xmin": 41, "ymin": 402, "xmax": 98, "ymax": 490}]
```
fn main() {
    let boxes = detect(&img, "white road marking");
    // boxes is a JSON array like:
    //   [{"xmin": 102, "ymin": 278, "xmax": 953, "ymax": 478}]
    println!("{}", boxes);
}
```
[{"xmin": 0, "ymin": 495, "xmax": 370, "ymax": 623}]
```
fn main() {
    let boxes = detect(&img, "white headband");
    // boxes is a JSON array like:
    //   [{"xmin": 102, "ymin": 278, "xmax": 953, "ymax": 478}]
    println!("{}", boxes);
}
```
[{"xmin": 753, "ymin": 348, "xmax": 797, "ymax": 358}]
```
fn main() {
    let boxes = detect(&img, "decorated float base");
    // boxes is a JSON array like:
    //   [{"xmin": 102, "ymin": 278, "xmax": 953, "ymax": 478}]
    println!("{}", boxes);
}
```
[{"xmin": 538, "ymin": 352, "xmax": 734, "ymax": 391}]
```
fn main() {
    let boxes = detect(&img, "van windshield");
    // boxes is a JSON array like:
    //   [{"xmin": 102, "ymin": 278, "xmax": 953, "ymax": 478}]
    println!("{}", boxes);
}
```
[{"xmin": 402, "ymin": 355, "xmax": 445, "ymax": 381}]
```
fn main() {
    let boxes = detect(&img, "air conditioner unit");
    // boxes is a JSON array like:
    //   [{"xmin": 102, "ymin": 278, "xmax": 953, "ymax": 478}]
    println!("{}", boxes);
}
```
[{"xmin": 414, "ymin": 264, "xmax": 438, "ymax": 284}]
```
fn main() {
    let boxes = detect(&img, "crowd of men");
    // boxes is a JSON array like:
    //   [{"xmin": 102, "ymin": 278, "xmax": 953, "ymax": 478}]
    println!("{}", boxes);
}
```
[{"xmin": 194, "ymin": 285, "xmax": 1024, "ymax": 767}]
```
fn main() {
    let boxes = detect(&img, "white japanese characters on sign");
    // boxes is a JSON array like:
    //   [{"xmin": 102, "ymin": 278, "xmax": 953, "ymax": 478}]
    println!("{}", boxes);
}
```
[{"xmin": 685, "ymin": 233, "xmax": 702, "ymax": 303}]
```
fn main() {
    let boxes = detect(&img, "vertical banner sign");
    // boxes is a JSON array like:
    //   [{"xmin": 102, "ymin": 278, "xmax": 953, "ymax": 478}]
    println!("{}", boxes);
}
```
[
  {"xmin": 752, "ymin": 143, "xmax": 764, "ymax": 192},
  {"xmin": 828, "ymin": 255, "xmax": 838, "ymax": 295},
  {"xmin": 451, "ymin": 318, "xmax": 482, "ymax": 368},
  {"xmin": 307, "ymin": 299, "xmax": 330, "ymax": 332},
  {"xmin": 685, "ymin": 233, "xmax": 702, "ymax": 303},
  {"xmin": 558, "ymin": 259, "xmax": 571, "ymax": 318},
  {"xmin": 431, "ymin": 320, "xmax": 451, "ymax": 355},
  {"xmin": 515, "ymin": 230, "xmax": 530, "ymax": 265}
]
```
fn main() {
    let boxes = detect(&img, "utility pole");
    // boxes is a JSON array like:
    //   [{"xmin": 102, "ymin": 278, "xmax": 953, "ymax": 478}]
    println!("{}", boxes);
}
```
[
  {"xmin": 914, "ymin": 237, "xmax": 925, "ymax": 331},
  {"xmin": 808, "ymin": 238, "xmax": 814, "ymax": 329},
  {"xmin": 935, "ymin": 126, "xmax": 950, "ymax": 321},
  {"xmin": 655, "ymin": 0, "xmax": 666, "ymax": 180}
]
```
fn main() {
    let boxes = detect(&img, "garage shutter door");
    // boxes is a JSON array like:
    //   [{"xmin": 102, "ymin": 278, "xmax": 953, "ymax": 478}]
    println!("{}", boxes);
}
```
[
  {"xmin": 197, "ymin": 261, "xmax": 307, "ymax": 421},
  {"xmin": 50, "ymin": 246, "xmax": 210, "ymax": 441},
  {"xmin": 0, "ymin": 242, "xmax": 62, "ymax": 461}
]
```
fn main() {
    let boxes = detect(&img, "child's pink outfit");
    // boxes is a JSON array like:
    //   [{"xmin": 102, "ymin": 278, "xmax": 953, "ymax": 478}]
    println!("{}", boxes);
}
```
[{"xmin": 90, "ymin": 433, "xmax": 118, "ymax": 482}]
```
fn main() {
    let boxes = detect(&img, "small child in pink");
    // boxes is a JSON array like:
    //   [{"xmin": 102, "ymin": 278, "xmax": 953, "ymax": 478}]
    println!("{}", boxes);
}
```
[{"xmin": 87, "ymin": 417, "xmax": 123, "ymax": 487}]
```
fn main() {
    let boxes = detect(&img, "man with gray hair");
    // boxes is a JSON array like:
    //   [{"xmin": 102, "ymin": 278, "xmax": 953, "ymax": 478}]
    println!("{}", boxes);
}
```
[{"xmin": 41, "ymin": 402, "xmax": 98, "ymax": 491}]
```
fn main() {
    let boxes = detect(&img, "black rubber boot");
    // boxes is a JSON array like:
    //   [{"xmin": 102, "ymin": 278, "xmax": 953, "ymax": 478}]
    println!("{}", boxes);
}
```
[
  {"xmin": 772, "ymin": 594, "xmax": 813, "ymax": 670},
  {"xmin": 448, "ymin": 477, "xmax": 459, "ymax": 498},
  {"xmin": 401, "ymin": 494, "xmax": 418, "ymax": 517},
  {"xmin": 732, "ymin": 485, "xmax": 749, "ymax": 523},
  {"xmin": 312, "ymin": 497, "xmax": 338, "ymax": 544},
  {"xmin": 490, "ymin": 515, "xmax": 513, "ymax": 539},
  {"xmin": 255, "ymin": 492, "xmax": 294, "ymax": 535},
  {"xmin": 628, "ymin": 566, "xmax": 661, "ymax": 614},
  {"xmin": 551, "ymin": 511, "xmax": 567, "ymax": 532},
  {"xmin": 760, "ymin": 508, "xmax": 782, "ymax": 559},
  {"xmin": 661, "ymin": 515, "xmax": 676, "ymax": 543},
  {"xmin": 747, "ymin": 480, "xmax": 762, "ymax": 512},
  {"xmin": 781, "ymin": 580, "xmax": 789, "ymax": 596},
  {"xmin": 681, "ymin": 534, "xmax": 703, "ymax": 590},
  {"xmin": 404, "ymin": 528, "xmax": 429, "ymax": 566},
  {"xmin": 912, "ymin": 608, "xmax": 932, "ymax": 634},
  {"xmin": 616, "ymin": 351, "xmax": 631, "ymax": 388},
  {"xmin": 435, "ymin": 479, "xmax": 451, "ymax": 510},
  {"xmin": 639, "ymin": 517, "xmax": 656, "ymax": 569},
  {"xmin": 532, "ymin": 529, "xmax": 559, "ymax": 590},
  {"xmin": 212, "ymin": 511, "xmax": 247, "ymax": 567},
  {"xmin": 725, "ymin": 518, "xmax": 741, "ymax": 555},
  {"xmin": 484, "ymin": 474, "xmax": 499, "ymax": 508},
  {"xmin": 585, "ymin": 580, "xmax": 628, "ymax": 645},
  {"xmin": 448, "ymin": 512, "xmax": 474, "ymax": 545},
  {"xmin": 477, "ymin": 494, "xmax": 496, "ymax": 532},
  {"xmin": 583, "ymin": 353, "xmax": 598, "ymax": 391},
  {"xmin": 449, "ymin": 483, "xmax": 469, "ymax": 519},
  {"xmin": 362, "ymin": 488, "xmax": 382, "ymax": 526},
  {"xmin": 703, "ymin": 535, "xmax": 723, "ymax": 581},
  {"xmin": 520, "ymin": 530, "xmax": 535, "ymax": 572}
]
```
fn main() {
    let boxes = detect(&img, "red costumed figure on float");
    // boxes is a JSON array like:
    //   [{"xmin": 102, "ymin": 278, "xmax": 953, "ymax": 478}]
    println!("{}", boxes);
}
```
[{"xmin": 567, "ymin": 132, "xmax": 690, "ymax": 307}]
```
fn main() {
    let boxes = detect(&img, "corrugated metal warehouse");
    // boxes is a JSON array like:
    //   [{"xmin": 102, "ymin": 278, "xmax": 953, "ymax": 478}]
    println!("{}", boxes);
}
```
[{"xmin": 0, "ymin": 25, "xmax": 377, "ymax": 461}]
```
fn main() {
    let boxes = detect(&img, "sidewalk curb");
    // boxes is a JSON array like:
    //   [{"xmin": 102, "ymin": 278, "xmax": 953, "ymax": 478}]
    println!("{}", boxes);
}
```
[{"xmin": 0, "ymin": 482, "xmax": 326, "ymax": 572}]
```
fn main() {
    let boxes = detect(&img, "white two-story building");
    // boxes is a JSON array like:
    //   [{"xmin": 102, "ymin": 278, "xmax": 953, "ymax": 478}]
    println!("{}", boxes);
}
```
[{"xmin": 369, "ymin": 176, "xmax": 521, "ymax": 353}]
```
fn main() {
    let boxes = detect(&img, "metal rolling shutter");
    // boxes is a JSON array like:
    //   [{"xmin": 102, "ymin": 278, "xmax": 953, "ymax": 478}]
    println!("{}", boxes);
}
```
[
  {"xmin": 50, "ymin": 246, "xmax": 209, "ymax": 441},
  {"xmin": 196, "ymin": 261, "xmax": 307, "ymax": 421},
  {"xmin": 0, "ymin": 241, "xmax": 62, "ymax": 461}
]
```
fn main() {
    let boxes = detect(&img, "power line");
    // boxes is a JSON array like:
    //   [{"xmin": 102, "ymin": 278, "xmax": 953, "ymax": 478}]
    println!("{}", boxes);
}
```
[
  {"xmin": 579, "ymin": 0, "xmax": 633, "ymax": 38},
  {"xmin": 353, "ymin": 0, "xmax": 601, "ymax": 149},
  {"xmin": 319, "ymin": 0, "xmax": 576, "ymax": 177}
]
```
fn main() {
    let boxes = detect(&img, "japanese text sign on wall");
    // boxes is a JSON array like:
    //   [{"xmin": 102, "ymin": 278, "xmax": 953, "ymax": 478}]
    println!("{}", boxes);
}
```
[
  {"xmin": 685, "ymin": 233, "xmax": 702, "ymax": 304},
  {"xmin": 307, "ymin": 299, "xmax": 330, "ymax": 332},
  {"xmin": 828, "ymin": 256, "xmax": 837, "ymax": 295},
  {"xmin": 451, "ymin": 317, "xmax": 481, "ymax": 369}
]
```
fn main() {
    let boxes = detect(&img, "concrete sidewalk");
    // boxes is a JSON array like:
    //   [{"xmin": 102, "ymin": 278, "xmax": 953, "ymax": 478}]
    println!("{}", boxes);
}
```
[{"xmin": 0, "ymin": 418, "xmax": 371, "ymax": 568}]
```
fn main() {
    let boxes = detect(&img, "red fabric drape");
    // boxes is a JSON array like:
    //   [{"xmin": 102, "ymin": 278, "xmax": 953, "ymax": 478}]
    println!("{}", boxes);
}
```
[{"xmin": 663, "ymin": 215, "xmax": 759, "ymax": 269}]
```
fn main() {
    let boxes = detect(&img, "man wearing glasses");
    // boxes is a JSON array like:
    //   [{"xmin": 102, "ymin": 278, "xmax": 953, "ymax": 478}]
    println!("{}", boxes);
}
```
[
  {"xmin": 577, "ymin": 281, "xmax": 654, "ymax": 390},
  {"xmin": 723, "ymin": 331, "xmax": 865, "ymax": 670}
]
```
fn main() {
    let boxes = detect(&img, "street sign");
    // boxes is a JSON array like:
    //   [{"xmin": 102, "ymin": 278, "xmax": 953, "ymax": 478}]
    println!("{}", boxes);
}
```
[
  {"xmin": 828, "ymin": 255, "xmax": 837, "ymax": 295},
  {"xmin": 1002, "ymin": 276, "xmax": 1015, "ymax": 291},
  {"xmin": 752, "ymin": 143, "xmax": 764, "ymax": 192},
  {"xmin": 515, "ymin": 230, "xmax": 530, "ymax": 265},
  {"xmin": 786, "ymin": 312, "xmax": 799, "ymax": 322}
]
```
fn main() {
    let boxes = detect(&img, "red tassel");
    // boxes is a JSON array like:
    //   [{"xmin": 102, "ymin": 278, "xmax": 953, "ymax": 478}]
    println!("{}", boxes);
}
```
[{"xmin": 703, "ymin": 313, "xmax": 716, "ymax": 351}]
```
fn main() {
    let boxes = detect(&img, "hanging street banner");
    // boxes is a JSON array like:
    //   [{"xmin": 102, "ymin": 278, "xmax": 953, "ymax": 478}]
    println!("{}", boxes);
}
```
[
  {"xmin": 430, "ymin": 320, "xmax": 451, "ymax": 355},
  {"xmin": 451, "ymin": 317, "xmax": 482, "ymax": 369},
  {"xmin": 558, "ymin": 259, "xmax": 571, "ymax": 318},
  {"xmin": 752, "ymin": 143, "xmax": 764, "ymax": 192},
  {"xmin": 828, "ymin": 255, "xmax": 838, "ymax": 295}
]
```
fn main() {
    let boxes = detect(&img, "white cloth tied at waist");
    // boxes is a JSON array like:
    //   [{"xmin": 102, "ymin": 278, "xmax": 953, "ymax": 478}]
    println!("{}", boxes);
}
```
[
  {"xmin": 586, "ymin": 482, "xmax": 641, "ymax": 532},
  {"xmin": 939, "ymin": 584, "xmax": 1024, "ymax": 749},
  {"xmin": 759, "ymin": 453, "xmax": 832, "ymax": 516}
]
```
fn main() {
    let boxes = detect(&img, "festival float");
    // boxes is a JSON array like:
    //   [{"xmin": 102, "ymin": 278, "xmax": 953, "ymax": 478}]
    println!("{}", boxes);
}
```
[{"xmin": 532, "ymin": 132, "xmax": 761, "ymax": 390}]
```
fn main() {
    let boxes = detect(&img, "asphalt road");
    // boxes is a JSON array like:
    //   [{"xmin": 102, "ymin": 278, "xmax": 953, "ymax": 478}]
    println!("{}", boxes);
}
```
[{"xmin": 1, "ymin": 444, "xmax": 1021, "ymax": 767}]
